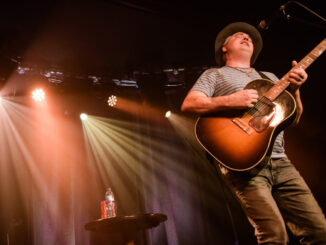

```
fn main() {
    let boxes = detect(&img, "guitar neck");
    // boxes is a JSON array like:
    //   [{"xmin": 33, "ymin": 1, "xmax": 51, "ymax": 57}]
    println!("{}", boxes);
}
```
[{"xmin": 264, "ymin": 38, "xmax": 326, "ymax": 101}]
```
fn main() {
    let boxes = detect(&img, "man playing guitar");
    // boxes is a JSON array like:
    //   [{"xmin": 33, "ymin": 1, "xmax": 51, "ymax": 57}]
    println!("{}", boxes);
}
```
[{"xmin": 181, "ymin": 22, "xmax": 326, "ymax": 243}]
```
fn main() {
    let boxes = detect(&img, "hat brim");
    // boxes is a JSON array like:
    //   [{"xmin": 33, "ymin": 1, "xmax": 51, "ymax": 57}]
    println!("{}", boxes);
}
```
[{"xmin": 215, "ymin": 22, "xmax": 263, "ymax": 67}]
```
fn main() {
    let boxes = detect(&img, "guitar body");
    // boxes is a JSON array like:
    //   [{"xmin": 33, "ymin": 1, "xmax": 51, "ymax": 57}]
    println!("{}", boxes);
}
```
[{"xmin": 195, "ymin": 79, "xmax": 297, "ymax": 171}]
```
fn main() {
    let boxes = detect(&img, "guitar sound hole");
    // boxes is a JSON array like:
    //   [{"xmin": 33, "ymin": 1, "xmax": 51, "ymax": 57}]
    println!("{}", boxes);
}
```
[{"xmin": 249, "ymin": 97, "xmax": 276, "ymax": 133}]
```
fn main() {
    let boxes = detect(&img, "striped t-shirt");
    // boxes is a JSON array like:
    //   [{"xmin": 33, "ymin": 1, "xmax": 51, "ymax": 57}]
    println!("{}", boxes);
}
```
[{"xmin": 191, "ymin": 66, "xmax": 287, "ymax": 158}]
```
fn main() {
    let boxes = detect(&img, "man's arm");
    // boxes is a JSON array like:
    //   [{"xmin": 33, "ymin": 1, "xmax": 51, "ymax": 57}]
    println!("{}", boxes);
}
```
[
  {"xmin": 287, "ymin": 60, "xmax": 308, "ymax": 125},
  {"xmin": 181, "ymin": 89, "xmax": 259, "ymax": 115},
  {"xmin": 291, "ymin": 89, "xmax": 303, "ymax": 125}
]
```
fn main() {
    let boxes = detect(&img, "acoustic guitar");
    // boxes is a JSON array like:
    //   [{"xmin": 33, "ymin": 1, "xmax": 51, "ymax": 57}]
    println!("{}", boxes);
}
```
[{"xmin": 195, "ymin": 38, "xmax": 326, "ymax": 171}]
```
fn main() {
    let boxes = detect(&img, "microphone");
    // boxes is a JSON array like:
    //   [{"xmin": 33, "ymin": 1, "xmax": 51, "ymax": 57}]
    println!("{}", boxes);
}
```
[{"xmin": 257, "ymin": 2, "xmax": 291, "ymax": 31}]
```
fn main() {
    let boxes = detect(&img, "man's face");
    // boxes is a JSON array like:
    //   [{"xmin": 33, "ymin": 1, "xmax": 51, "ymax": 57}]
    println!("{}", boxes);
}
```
[{"xmin": 222, "ymin": 32, "xmax": 254, "ymax": 57}]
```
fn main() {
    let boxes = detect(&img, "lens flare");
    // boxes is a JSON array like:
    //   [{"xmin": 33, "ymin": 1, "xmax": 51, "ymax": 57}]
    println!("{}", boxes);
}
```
[
  {"xmin": 107, "ymin": 95, "xmax": 117, "ymax": 107},
  {"xmin": 32, "ymin": 88, "xmax": 45, "ymax": 102},
  {"xmin": 165, "ymin": 110, "xmax": 171, "ymax": 118},
  {"xmin": 80, "ymin": 113, "xmax": 88, "ymax": 121}
]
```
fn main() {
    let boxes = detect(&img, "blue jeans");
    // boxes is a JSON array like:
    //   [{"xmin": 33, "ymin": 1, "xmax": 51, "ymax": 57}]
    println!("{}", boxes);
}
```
[{"xmin": 220, "ymin": 157, "xmax": 326, "ymax": 244}]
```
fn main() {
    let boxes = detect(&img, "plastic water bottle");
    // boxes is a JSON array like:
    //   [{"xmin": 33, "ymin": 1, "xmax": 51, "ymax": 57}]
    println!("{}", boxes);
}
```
[
  {"xmin": 105, "ymin": 187, "xmax": 115, "ymax": 201},
  {"xmin": 101, "ymin": 187, "xmax": 117, "ymax": 218}
]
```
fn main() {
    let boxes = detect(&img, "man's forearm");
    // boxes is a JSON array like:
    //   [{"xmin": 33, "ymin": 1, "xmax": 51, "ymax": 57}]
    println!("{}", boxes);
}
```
[
  {"xmin": 181, "ymin": 95, "xmax": 232, "ymax": 115},
  {"xmin": 292, "ymin": 89, "xmax": 303, "ymax": 125}
]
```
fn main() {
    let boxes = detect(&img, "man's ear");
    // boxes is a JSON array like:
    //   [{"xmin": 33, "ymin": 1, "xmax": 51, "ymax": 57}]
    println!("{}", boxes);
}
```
[{"xmin": 222, "ymin": 45, "xmax": 227, "ymax": 53}]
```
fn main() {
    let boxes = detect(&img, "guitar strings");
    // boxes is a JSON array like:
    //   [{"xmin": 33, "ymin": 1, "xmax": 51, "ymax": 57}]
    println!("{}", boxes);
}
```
[{"xmin": 247, "ymin": 96, "xmax": 272, "ymax": 117}]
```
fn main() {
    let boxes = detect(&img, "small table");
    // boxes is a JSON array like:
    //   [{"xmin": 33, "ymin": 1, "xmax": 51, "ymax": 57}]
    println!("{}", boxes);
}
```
[{"xmin": 85, "ymin": 213, "xmax": 167, "ymax": 245}]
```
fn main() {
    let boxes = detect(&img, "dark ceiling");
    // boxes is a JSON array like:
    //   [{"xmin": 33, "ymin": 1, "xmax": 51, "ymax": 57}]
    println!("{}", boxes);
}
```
[{"xmin": 0, "ymin": 0, "xmax": 324, "ymax": 72}]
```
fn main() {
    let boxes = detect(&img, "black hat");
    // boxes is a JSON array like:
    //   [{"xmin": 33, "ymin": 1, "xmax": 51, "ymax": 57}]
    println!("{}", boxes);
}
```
[{"xmin": 215, "ymin": 22, "xmax": 263, "ymax": 67}]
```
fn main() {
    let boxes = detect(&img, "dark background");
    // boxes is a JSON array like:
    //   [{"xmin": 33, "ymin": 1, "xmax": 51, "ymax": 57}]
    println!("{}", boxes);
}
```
[
  {"xmin": 0, "ymin": 1, "xmax": 325, "ymax": 244},
  {"xmin": 0, "ymin": 1, "xmax": 324, "ymax": 71}
]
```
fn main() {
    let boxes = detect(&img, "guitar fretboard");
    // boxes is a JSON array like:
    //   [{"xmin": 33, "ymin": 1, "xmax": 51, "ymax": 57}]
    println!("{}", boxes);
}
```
[{"xmin": 265, "ymin": 38, "xmax": 326, "ymax": 101}]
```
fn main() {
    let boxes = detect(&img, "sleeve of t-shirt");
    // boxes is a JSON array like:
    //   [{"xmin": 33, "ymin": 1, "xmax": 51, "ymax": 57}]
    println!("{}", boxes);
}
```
[
  {"xmin": 261, "ymin": 71, "xmax": 279, "ymax": 83},
  {"xmin": 190, "ymin": 69, "xmax": 219, "ymax": 97}
]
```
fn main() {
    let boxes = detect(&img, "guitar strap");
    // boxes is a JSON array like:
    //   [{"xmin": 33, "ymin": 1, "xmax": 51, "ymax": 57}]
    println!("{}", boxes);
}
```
[
  {"xmin": 257, "ymin": 71, "xmax": 292, "ymax": 93},
  {"xmin": 257, "ymin": 71, "xmax": 271, "ymax": 80}
]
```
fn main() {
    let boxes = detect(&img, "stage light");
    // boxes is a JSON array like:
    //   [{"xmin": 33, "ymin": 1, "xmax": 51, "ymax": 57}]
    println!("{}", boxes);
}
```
[
  {"xmin": 107, "ymin": 95, "xmax": 117, "ymax": 107},
  {"xmin": 165, "ymin": 110, "xmax": 171, "ymax": 118},
  {"xmin": 32, "ymin": 88, "xmax": 45, "ymax": 102},
  {"xmin": 80, "ymin": 113, "xmax": 88, "ymax": 121}
]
